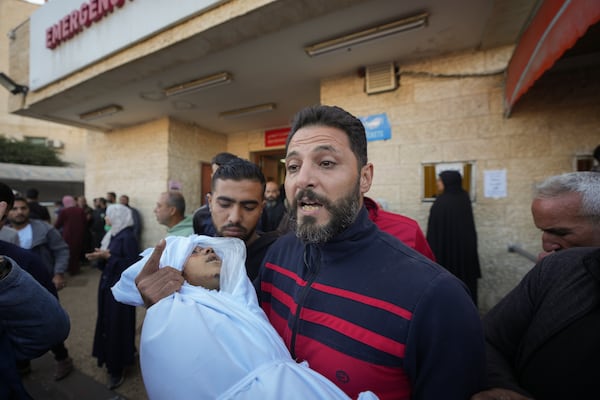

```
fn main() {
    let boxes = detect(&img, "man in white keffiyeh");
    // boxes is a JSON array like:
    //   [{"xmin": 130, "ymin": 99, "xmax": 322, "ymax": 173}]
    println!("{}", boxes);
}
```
[{"xmin": 112, "ymin": 235, "xmax": 377, "ymax": 400}]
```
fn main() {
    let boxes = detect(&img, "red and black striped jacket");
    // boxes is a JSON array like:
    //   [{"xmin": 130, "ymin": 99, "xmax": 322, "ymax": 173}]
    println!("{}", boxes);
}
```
[{"xmin": 257, "ymin": 208, "xmax": 485, "ymax": 399}]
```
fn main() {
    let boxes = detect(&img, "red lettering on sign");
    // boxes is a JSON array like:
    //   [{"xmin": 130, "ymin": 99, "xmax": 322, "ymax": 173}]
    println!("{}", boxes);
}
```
[
  {"xmin": 98, "ymin": 0, "xmax": 113, "ymax": 18},
  {"xmin": 45, "ymin": 27, "xmax": 55, "ymax": 49},
  {"xmin": 69, "ymin": 10, "xmax": 80, "ymax": 37},
  {"xmin": 45, "ymin": 0, "xmax": 133, "ymax": 49},
  {"xmin": 79, "ymin": 3, "xmax": 90, "ymax": 27},
  {"xmin": 89, "ymin": 0, "xmax": 99, "ymax": 22},
  {"xmin": 265, "ymin": 127, "xmax": 291, "ymax": 148},
  {"xmin": 61, "ymin": 15, "xmax": 70, "ymax": 39}
]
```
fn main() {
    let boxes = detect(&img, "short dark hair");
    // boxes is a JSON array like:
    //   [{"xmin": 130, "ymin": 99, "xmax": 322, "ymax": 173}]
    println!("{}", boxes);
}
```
[
  {"xmin": 0, "ymin": 182, "xmax": 15, "ymax": 209},
  {"xmin": 211, "ymin": 152, "xmax": 239, "ymax": 167},
  {"xmin": 166, "ymin": 191, "xmax": 186, "ymax": 216},
  {"xmin": 211, "ymin": 159, "xmax": 266, "ymax": 195},
  {"xmin": 26, "ymin": 188, "xmax": 39, "ymax": 199},
  {"xmin": 12, "ymin": 195, "xmax": 28, "ymax": 208},
  {"xmin": 287, "ymin": 105, "xmax": 368, "ymax": 168}
]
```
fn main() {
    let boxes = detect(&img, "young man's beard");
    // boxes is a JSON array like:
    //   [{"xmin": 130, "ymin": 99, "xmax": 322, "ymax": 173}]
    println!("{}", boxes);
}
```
[
  {"xmin": 289, "ymin": 183, "xmax": 360, "ymax": 244},
  {"xmin": 265, "ymin": 199, "xmax": 278, "ymax": 208}
]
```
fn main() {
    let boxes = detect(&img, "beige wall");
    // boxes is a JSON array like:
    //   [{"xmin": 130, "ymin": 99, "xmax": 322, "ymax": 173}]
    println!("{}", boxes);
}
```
[
  {"xmin": 319, "ymin": 46, "xmax": 600, "ymax": 311},
  {"xmin": 228, "ymin": 128, "xmax": 285, "ymax": 159},
  {"xmin": 126, "ymin": 45, "xmax": 598, "ymax": 312},
  {"xmin": 1, "ymin": 0, "xmax": 88, "ymax": 168},
  {"xmin": 85, "ymin": 117, "xmax": 227, "ymax": 249},
  {"xmin": 4, "ymin": 0, "xmax": 599, "ymax": 312}
]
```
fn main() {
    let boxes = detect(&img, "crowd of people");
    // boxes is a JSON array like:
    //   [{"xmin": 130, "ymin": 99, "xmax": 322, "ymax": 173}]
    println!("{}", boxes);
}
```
[
  {"xmin": 1, "ymin": 104, "xmax": 599, "ymax": 399},
  {"xmin": 0, "ymin": 185, "xmax": 144, "ymax": 393}
]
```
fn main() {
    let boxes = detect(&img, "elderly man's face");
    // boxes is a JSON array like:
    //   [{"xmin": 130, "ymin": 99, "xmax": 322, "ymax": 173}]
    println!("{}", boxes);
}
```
[
  {"xmin": 154, "ymin": 193, "xmax": 174, "ymax": 227},
  {"xmin": 208, "ymin": 179, "xmax": 264, "ymax": 243},
  {"xmin": 531, "ymin": 191, "xmax": 600, "ymax": 253},
  {"xmin": 284, "ymin": 125, "xmax": 372, "ymax": 243}
]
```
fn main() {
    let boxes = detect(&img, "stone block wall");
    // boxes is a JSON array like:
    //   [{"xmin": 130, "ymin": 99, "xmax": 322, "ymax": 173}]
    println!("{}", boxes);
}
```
[
  {"xmin": 1, "ymin": 0, "xmax": 88, "ymax": 168},
  {"xmin": 320, "ymin": 46, "xmax": 600, "ymax": 312},
  {"xmin": 168, "ymin": 117, "xmax": 227, "ymax": 210},
  {"xmin": 85, "ymin": 117, "xmax": 226, "ymax": 249}
]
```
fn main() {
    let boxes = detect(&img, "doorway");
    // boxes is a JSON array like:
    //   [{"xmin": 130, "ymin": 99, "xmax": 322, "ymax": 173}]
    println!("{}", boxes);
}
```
[
  {"xmin": 251, "ymin": 149, "xmax": 286, "ymax": 186},
  {"xmin": 199, "ymin": 162, "xmax": 213, "ymax": 205}
]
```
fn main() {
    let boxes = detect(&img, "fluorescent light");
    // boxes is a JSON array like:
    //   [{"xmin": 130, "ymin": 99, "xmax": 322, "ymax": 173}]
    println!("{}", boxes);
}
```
[
  {"xmin": 164, "ymin": 72, "xmax": 232, "ymax": 97},
  {"xmin": 79, "ymin": 105, "xmax": 123, "ymax": 121},
  {"xmin": 219, "ymin": 103, "xmax": 276, "ymax": 119},
  {"xmin": 0, "ymin": 72, "xmax": 28, "ymax": 95},
  {"xmin": 304, "ymin": 12, "xmax": 428, "ymax": 57}
]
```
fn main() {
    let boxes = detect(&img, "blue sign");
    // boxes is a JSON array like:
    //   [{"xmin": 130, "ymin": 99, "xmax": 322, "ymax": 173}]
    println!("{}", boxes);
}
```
[{"xmin": 360, "ymin": 113, "xmax": 391, "ymax": 142}]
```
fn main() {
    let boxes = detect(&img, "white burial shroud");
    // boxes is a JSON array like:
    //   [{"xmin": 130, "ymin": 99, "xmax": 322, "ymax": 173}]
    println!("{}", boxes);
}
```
[{"xmin": 112, "ymin": 235, "xmax": 378, "ymax": 400}]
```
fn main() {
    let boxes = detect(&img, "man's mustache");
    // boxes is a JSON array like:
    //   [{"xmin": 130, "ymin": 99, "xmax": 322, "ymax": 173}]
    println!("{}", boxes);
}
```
[
  {"xmin": 222, "ymin": 223, "xmax": 247, "ymax": 232},
  {"xmin": 294, "ymin": 189, "xmax": 331, "ymax": 209}
]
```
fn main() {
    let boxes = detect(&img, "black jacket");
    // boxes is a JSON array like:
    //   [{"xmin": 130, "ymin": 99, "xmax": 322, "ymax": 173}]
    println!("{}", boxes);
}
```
[{"xmin": 483, "ymin": 247, "xmax": 600, "ymax": 398}]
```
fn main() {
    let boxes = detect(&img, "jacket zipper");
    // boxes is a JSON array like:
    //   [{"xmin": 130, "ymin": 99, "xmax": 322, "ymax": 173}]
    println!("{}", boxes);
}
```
[{"xmin": 289, "ymin": 244, "xmax": 320, "ymax": 360}]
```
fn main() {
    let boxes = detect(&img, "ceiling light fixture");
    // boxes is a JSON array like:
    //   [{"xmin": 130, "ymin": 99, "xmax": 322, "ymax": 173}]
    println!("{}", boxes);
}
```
[
  {"xmin": 164, "ymin": 72, "xmax": 233, "ymax": 97},
  {"xmin": 0, "ymin": 72, "xmax": 28, "ymax": 95},
  {"xmin": 79, "ymin": 105, "xmax": 123, "ymax": 121},
  {"xmin": 219, "ymin": 103, "xmax": 276, "ymax": 119},
  {"xmin": 304, "ymin": 11, "xmax": 429, "ymax": 57}
]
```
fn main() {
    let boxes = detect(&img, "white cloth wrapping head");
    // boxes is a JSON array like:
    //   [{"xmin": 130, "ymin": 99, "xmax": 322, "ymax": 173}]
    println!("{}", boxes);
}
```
[
  {"xmin": 112, "ymin": 235, "xmax": 377, "ymax": 400},
  {"xmin": 111, "ymin": 235, "xmax": 256, "ymax": 307}
]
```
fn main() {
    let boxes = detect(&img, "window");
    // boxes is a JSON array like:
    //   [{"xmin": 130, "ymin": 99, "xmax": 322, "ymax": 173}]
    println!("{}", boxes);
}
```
[
  {"xmin": 575, "ymin": 154, "xmax": 594, "ymax": 171},
  {"xmin": 422, "ymin": 161, "xmax": 476, "ymax": 201}
]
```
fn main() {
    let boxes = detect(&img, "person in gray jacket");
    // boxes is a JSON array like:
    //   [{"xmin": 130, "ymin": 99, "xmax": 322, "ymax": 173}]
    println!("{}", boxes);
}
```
[
  {"xmin": 2, "ymin": 185, "xmax": 74, "ymax": 381},
  {"xmin": 7, "ymin": 196, "xmax": 69, "ymax": 290},
  {"xmin": 0, "ymin": 198, "xmax": 71, "ymax": 398}
]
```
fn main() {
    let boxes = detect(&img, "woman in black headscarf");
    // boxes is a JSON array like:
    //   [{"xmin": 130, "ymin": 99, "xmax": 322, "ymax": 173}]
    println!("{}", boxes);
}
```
[{"xmin": 426, "ymin": 170, "xmax": 481, "ymax": 306}]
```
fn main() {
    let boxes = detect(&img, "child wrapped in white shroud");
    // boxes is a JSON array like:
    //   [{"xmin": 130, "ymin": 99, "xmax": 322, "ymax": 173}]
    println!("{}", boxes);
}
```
[{"xmin": 112, "ymin": 235, "xmax": 378, "ymax": 400}]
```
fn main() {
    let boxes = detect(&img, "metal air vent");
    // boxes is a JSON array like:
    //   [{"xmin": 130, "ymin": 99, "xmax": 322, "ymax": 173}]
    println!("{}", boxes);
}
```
[{"xmin": 365, "ymin": 62, "xmax": 397, "ymax": 94}]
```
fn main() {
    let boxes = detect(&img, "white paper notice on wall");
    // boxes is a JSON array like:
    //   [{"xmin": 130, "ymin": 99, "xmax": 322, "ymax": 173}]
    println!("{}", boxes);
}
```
[{"xmin": 484, "ymin": 169, "xmax": 507, "ymax": 198}]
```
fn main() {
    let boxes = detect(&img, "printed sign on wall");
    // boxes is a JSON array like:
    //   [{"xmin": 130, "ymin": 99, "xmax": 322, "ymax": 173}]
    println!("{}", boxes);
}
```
[{"xmin": 359, "ymin": 113, "xmax": 391, "ymax": 142}]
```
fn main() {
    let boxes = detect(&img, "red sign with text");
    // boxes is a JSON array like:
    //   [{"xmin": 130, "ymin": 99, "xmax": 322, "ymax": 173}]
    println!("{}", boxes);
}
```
[{"xmin": 264, "ymin": 127, "xmax": 290, "ymax": 147}]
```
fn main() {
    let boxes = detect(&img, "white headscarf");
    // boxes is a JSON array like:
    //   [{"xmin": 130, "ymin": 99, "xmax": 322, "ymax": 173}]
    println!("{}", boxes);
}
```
[{"xmin": 100, "ymin": 204, "xmax": 134, "ymax": 250}]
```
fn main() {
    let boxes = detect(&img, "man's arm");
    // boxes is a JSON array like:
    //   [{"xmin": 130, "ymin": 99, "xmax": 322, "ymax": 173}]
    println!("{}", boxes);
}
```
[
  {"xmin": 0, "ymin": 256, "xmax": 70, "ymax": 360},
  {"xmin": 45, "ymin": 226, "xmax": 70, "ymax": 289},
  {"xmin": 471, "ymin": 265, "xmax": 541, "ymax": 400},
  {"xmin": 406, "ymin": 273, "xmax": 486, "ymax": 399}
]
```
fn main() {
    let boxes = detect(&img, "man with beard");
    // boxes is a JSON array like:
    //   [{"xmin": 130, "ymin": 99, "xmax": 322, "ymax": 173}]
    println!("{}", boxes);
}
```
[
  {"xmin": 192, "ymin": 152, "xmax": 240, "ymax": 236},
  {"xmin": 205, "ymin": 159, "xmax": 278, "ymax": 280},
  {"xmin": 253, "ymin": 105, "xmax": 485, "ymax": 399},
  {"xmin": 134, "ymin": 105, "xmax": 485, "ymax": 399},
  {"xmin": 259, "ymin": 180, "xmax": 286, "ymax": 233}
]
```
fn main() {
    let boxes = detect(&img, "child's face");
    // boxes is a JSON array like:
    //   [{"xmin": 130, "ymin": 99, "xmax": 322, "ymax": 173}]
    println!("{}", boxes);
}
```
[{"xmin": 183, "ymin": 246, "xmax": 222, "ymax": 290}]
